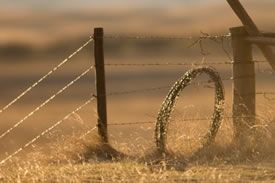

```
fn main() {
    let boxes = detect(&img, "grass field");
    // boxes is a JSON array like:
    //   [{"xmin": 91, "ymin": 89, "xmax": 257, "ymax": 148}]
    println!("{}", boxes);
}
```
[
  {"xmin": 0, "ymin": 31, "xmax": 275, "ymax": 182},
  {"xmin": 1, "ymin": 129, "xmax": 275, "ymax": 182},
  {"xmin": 2, "ymin": 161, "xmax": 275, "ymax": 182}
]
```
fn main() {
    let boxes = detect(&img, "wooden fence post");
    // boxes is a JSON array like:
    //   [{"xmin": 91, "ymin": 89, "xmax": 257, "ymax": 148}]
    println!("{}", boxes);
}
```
[
  {"xmin": 230, "ymin": 26, "xmax": 255, "ymax": 146},
  {"xmin": 226, "ymin": 0, "xmax": 275, "ymax": 70},
  {"xmin": 94, "ymin": 27, "xmax": 108, "ymax": 143}
]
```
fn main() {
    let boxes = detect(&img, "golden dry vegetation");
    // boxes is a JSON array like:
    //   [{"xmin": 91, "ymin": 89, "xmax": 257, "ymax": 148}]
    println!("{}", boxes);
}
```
[{"xmin": 1, "ymin": 1, "xmax": 275, "ymax": 182}]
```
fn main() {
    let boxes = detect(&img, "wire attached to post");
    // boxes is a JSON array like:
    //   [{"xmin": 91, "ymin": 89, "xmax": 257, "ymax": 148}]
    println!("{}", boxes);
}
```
[
  {"xmin": 0, "ymin": 38, "xmax": 93, "ymax": 115},
  {"xmin": 0, "ymin": 66, "xmax": 94, "ymax": 140}
]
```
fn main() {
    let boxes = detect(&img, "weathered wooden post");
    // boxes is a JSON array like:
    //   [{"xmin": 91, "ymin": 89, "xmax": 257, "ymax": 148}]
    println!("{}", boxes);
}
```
[
  {"xmin": 94, "ymin": 27, "xmax": 108, "ymax": 143},
  {"xmin": 226, "ymin": 0, "xmax": 275, "ymax": 70},
  {"xmin": 230, "ymin": 26, "xmax": 255, "ymax": 146}
]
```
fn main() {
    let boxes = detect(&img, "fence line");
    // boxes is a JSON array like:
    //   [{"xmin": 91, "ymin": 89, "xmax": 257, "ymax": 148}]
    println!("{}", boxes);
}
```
[
  {"xmin": 1, "ymin": 29, "xmax": 275, "ymax": 163},
  {"xmin": 0, "ymin": 38, "xmax": 93, "ymax": 115},
  {"xmin": 104, "ymin": 77, "xmax": 275, "ymax": 97},
  {"xmin": 0, "ymin": 66, "xmax": 94, "ymax": 140},
  {"xmin": 0, "ymin": 96, "xmax": 96, "ymax": 166},
  {"xmin": 104, "ymin": 60, "xmax": 268, "ymax": 67},
  {"xmin": 103, "ymin": 33, "xmax": 231, "ymax": 40},
  {"xmin": 104, "ymin": 62, "xmax": 232, "ymax": 67},
  {"xmin": 106, "ymin": 85, "xmax": 275, "ymax": 98}
]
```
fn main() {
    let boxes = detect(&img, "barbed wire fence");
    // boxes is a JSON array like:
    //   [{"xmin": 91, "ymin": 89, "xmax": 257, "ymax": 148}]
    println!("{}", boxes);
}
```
[
  {"xmin": 100, "ymin": 29, "xmax": 275, "ymax": 154},
  {"xmin": 0, "ymin": 28, "xmax": 274, "ymax": 165},
  {"xmin": 0, "ymin": 37, "xmax": 97, "ymax": 166}
]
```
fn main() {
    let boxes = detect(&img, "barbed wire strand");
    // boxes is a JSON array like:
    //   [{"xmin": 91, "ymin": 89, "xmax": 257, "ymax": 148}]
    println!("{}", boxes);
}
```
[
  {"xmin": 103, "ymin": 60, "xmax": 267, "ymax": 67},
  {"xmin": 105, "ymin": 77, "xmax": 275, "ymax": 97},
  {"xmin": 257, "ymin": 92, "xmax": 275, "ymax": 95},
  {"xmin": 107, "ymin": 115, "xmax": 261, "ymax": 126},
  {"xmin": 106, "ymin": 86, "xmax": 171, "ymax": 96},
  {"xmin": 80, "ymin": 126, "xmax": 97, "ymax": 139},
  {"xmin": 104, "ymin": 62, "xmax": 232, "ymax": 67},
  {"xmin": 0, "ymin": 96, "xmax": 96, "ymax": 166},
  {"xmin": 0, "ymin": 38, "xmax": 93, "ymax": 115},
  {"xmin": 102, "ymin": 76, "xmax": 243, "ymax": 97},
  {"xmin": 103, "ymin": 34, "xmax": 231, "ymax": 40},
  {"xmin": 0, "ymin": 66, "xmax": 94, "ymax": 140}
]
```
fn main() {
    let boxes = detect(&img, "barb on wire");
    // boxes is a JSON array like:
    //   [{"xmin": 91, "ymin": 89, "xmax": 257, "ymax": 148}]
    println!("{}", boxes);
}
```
[
  {"xmin": 0, "ymin": 37, "xmax": 93, "ymax": 115},
  {"xmin": 188, "ymin": 38, "xmax": 209, "ymax": 56},
  {"xmin": 200, "ymin": 32, "xmax": 233, "ymax": 61},
  {"xmin": 0, "ymin": 96, "xmax": 96, "ymax": 166},
  {"xmin": 0, "ymin": 66, "xmax": 94, "ymax": 140},
  {"xmin": 188, "ymin": 32, "xmax": 231, "ymax": 57}
]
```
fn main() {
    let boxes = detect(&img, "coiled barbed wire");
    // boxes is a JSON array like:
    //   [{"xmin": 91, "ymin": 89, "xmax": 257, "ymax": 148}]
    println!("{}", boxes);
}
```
[
  {"xmin": 155, "ymin": 66, "xmax": 225, "ymax": 154},
  {"xmin": 0, "ymin": 66, "xmax": 94, "ymax": 140},
  {"xmin": 0, "ymin": 96, "xmax": 96, "ymax": 166},
  {"xmin": 0, "ymin": 37, "xmax": 93, "ymax": 115}
]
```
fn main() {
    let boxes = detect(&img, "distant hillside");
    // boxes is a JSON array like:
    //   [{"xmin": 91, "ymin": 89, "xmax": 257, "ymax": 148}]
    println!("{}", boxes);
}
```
[{"xmin": 1, "ymin": 1, "xmax": 274, "ymax": 47}]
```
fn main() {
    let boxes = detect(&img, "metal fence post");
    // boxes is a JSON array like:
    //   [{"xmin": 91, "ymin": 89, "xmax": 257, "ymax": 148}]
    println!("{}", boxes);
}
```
[
  {"xmin": 230, "ymin": 26, "xmax": 255, "ymax": 145},
  {"xmin": 94, "ymin": 27, "xmax": 108, "ymax": 143}
]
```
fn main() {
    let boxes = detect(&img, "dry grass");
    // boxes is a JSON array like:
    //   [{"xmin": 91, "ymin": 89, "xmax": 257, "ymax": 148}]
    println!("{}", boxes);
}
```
[
  {"xmin": 3, "ymin": 161, "xmax": 275, "ymax": 182},
  {"xmin": 1, "ymin": 114, "xmax": 275, "ymax": 183}
]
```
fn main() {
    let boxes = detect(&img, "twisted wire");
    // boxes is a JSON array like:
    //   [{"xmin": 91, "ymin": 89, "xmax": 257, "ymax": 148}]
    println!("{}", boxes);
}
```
[
  {"xmin": 0, "ymin": 38, "xmax": 93, "ymax": 115},
  {"xmin": 0, "ymin": 96, "xmax": 96, "ymax": 166},
  {"xmin": 0, "ymin": 66, "xmax": 94, "ymax": 140}
]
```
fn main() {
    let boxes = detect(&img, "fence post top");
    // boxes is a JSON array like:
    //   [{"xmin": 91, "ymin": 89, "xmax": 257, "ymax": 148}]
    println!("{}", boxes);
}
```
[
  {"xmin": 230, "ymin": 26, "xmax": 249, "ymax": 36},
  {"xmin": 94, "ymin": 27, "xmax": 104, "ymax": 36}
]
